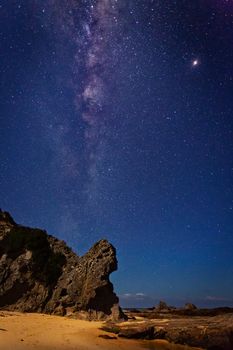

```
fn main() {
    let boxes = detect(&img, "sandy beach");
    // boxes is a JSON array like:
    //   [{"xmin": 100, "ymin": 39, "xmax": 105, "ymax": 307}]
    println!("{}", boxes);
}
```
[{"xmin": 0, "ymin": 312, "xmax": 201, "ymax": 350}]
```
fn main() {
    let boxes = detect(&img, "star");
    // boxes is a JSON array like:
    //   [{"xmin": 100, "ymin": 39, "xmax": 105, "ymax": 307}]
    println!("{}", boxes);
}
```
[{"xmin": 192, "ymin": 59, "xmax": 200, "ymax": 67}]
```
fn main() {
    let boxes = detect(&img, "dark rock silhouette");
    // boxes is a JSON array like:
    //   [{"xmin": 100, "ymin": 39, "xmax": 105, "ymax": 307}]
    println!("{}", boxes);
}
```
[
  {"xmin": 155, "ymin": 300, "xmax": 171, "ymax": 311},
  {"xmin": 184, "ymin": 303, "xmax": 197, "ymax": 311},
  {"xmin": 0, "ymin": 209, "xmax": 125, "ymax": 320}
]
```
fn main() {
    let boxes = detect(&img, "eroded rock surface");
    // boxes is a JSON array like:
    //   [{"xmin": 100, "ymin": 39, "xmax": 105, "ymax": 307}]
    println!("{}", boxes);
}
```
[
  {"xmin": 0, "ymin": 209, "xmax": 124, "ymax": 320},
  {"xmin": 105, "ymin": 310, "xmax": 233, "ymax": 350}
]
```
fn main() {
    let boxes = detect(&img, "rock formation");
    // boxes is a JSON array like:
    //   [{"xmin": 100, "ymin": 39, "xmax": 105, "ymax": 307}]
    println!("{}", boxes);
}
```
[
  {"xmin": 102, "ymin": 312, "xmax": 233, "ymax": 350},
  {"xmin": 0, "ymin": 209, "xmax": 125, "ymax": 320}
]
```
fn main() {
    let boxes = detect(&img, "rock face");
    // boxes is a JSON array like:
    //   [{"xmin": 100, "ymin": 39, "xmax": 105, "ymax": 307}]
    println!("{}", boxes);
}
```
[{"xmin": 0, "ymin": 209, "xmax": 124, "ymax": 320}]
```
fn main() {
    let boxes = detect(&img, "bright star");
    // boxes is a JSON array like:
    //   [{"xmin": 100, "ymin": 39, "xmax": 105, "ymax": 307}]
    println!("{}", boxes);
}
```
[{"xmin": 192, "ymin": 59, "xmax": 199, "ymax": 67}]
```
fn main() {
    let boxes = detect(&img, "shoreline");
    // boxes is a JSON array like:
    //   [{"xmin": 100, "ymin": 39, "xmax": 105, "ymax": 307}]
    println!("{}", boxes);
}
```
[{"xmin": 0, "ymin": 311, "xmax": 201, "ymax": 350}]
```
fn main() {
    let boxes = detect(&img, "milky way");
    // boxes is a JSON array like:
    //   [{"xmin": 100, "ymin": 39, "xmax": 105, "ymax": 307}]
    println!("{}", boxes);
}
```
[
  {"xmin": 48, "ymin": 0, "xmax": 123, "ymax": 186},
  {"xmin": 78, "ymin": 0, "xmax": 122, "ymax": 183}
]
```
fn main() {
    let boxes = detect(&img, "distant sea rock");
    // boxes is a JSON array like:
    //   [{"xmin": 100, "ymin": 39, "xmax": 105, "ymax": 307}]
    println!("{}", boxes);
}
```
[
  {"xmin": 0, "ymin": 209, "xmax": 125, "ymax": 320},
  {"xmin": 184, "ymin": 303, "xmax": 197, "ymax": 311}
]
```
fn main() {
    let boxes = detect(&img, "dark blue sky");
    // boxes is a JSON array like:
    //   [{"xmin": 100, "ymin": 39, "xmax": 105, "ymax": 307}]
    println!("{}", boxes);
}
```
[{"xmin": 0, "ymin": 0, "xmax": 233, "ymax": 308}]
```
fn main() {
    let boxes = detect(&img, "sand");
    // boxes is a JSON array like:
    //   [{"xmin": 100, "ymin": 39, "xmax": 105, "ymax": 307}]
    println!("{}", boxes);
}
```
[{"xmin": 0, "ymin": 311, "xmax": 201, "ymax": 350}]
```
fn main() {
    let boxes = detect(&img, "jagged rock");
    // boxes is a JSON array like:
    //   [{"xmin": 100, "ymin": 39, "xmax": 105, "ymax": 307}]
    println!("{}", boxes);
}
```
[
  {"xmin": 184, "ymin": 303, "xmax": 197, "ymax": 311},
  {"xmin": 0, "ymin": 209, "xmax": 125, "ymax": 320},
  {"xmin": 112, "ymin": 312, "xmax": 233, "ymax": 350},
  {"xmin": 155, "ymin": 300, "xmax": 171, "ymax": 311}
]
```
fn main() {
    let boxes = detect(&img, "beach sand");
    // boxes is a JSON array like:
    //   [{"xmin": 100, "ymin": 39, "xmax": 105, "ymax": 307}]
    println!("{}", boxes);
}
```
[{"xmin": 0, "ymin": 311, "xmax": 201, "ymax": 350}]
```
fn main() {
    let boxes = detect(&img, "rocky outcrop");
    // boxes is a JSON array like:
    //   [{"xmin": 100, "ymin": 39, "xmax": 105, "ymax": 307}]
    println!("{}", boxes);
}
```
[
  {"xmin": 184, "ymin": 303, "xmax": 197, "ymax": 311},
  {"xmin": 0, "ymin": 209, "xmax": 125, "ymax": 320},
  {"xmin": 102, "ymin": 314, "xmax": 233, "ymax": 350},
  {"xmin": 128, "ymin": 304, "xmax": 233, "ymax": 319}
]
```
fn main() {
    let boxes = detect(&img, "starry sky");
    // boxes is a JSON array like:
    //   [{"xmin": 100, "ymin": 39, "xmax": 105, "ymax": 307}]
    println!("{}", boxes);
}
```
[{"xmin": 0, "ymin": 0, "xmax": 233, "ymax": 308}]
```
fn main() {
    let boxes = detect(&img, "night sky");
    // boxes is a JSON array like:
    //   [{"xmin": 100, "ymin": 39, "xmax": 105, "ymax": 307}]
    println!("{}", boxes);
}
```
[{"xmin": 0, "ymin": 0, "xmax": 233, "ymax": 308}]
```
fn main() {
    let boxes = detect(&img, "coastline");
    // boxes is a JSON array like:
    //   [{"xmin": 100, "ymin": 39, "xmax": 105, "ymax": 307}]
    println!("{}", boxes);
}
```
[{"xmin": 0, "ymin": 311, "xmax": 201, "ymax": 350}]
